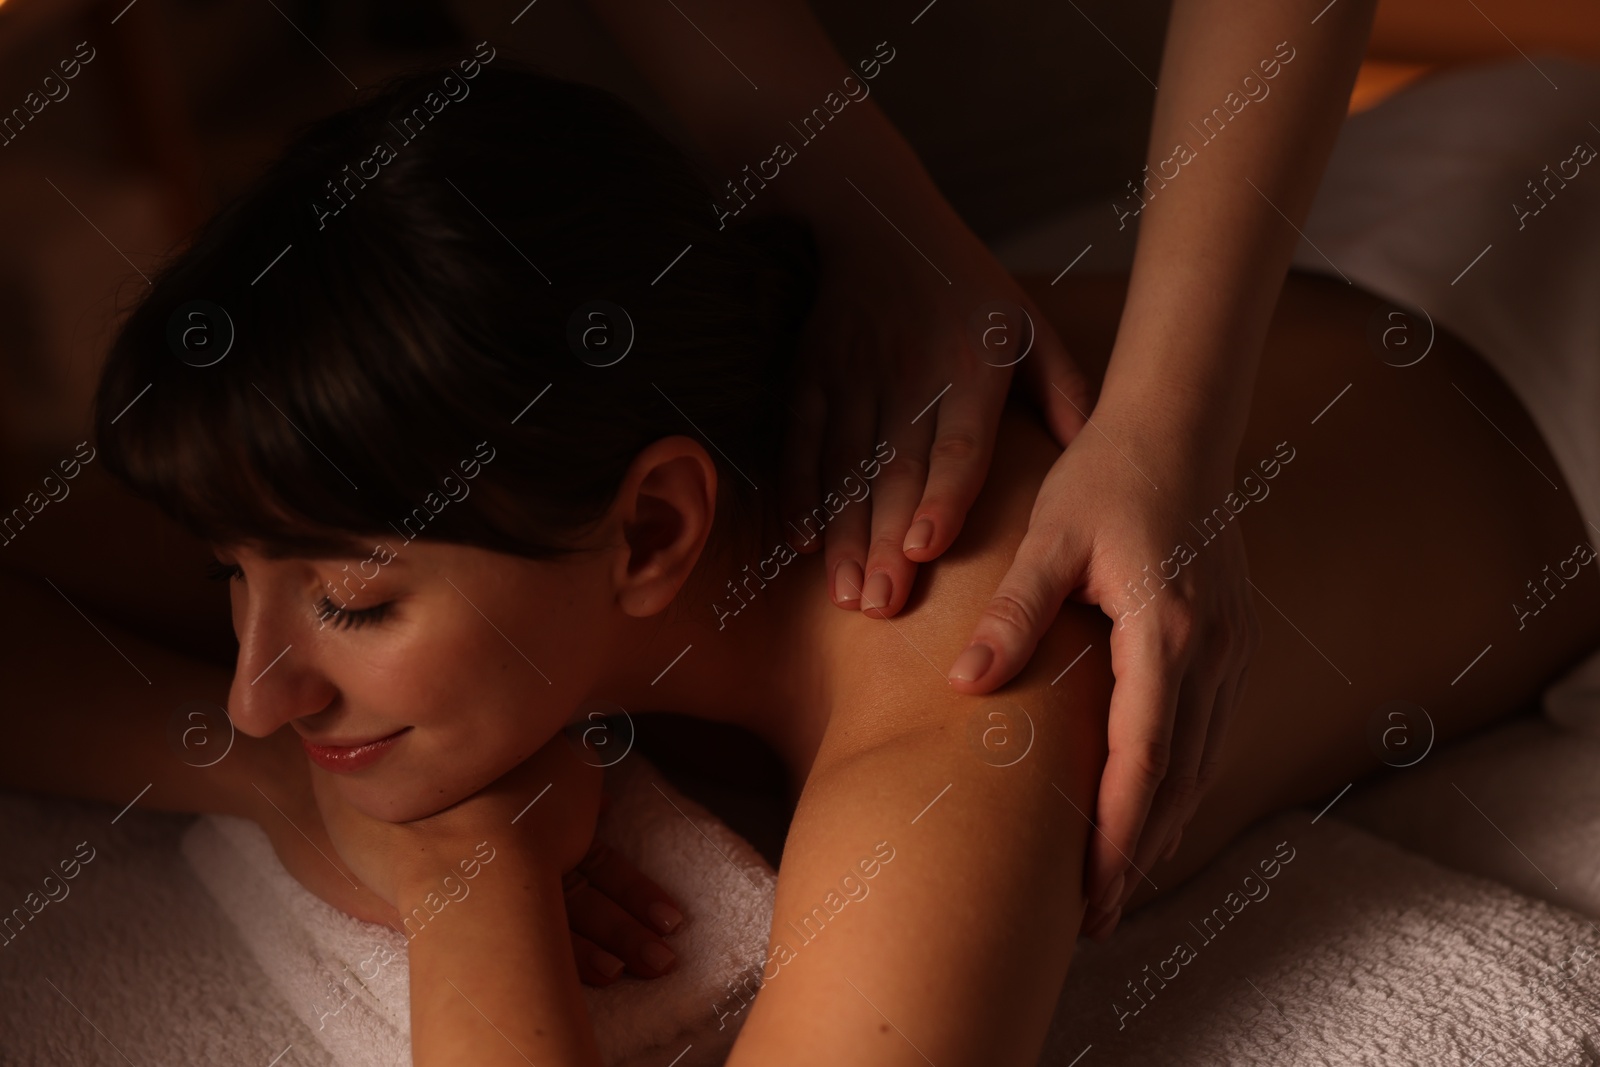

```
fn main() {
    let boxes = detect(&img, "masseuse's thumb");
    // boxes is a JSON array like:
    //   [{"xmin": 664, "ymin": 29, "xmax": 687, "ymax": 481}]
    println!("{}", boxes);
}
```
[{"xmin": 947, "ymin": 519, "xmax": 1089, "ymax": 693}]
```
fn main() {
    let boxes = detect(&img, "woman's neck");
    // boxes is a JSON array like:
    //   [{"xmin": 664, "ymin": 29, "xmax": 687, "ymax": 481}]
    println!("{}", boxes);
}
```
[{"xmin": 597, "ymin": 531, "xmax": 837, "ymax": 777}]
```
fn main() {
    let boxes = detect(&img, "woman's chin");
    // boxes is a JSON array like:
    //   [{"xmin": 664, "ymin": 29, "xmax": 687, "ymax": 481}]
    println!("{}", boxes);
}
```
[{"xmin": 334, "ymin": 768, "xmax": 483, "ymax": 824}]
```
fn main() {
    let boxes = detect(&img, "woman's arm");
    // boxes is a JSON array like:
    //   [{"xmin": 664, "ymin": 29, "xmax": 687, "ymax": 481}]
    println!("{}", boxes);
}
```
[
  {"xmin": 727, "ymin": 598, "xmax": 1113, "ymax": 1066},
  {"xmin": 714, "ymin": 409, "xmax": 1108, "ymax": 1065},
  {"xmin": 309, "ymin": 733, "xmax": 607, "ymax": 1066},
  {"xmin": 403, "ymin": 853, "xmax": 600, "ymax": 1067},
  {"xmin": 0, "ymin": 564, "xmax": 278, "ymax": 820}
]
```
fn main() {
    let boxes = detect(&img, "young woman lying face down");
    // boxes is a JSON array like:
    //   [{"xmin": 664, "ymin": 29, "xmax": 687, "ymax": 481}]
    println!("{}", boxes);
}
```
[{"xmin": 38, "ymin": 61, "xmax": 1600, "ymax": 1064}]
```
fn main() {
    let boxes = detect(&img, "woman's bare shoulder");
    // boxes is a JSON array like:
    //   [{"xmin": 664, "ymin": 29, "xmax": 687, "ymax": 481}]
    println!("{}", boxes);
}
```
[{"xmin": 812, "ymin": 401, "xmax": 1113, "ymax": 759}]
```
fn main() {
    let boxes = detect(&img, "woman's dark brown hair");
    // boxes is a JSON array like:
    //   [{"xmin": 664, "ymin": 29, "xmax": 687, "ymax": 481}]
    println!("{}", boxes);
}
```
[{"xmin": 92, "ymin": 60, "xmax": 812, "ymax": 567}]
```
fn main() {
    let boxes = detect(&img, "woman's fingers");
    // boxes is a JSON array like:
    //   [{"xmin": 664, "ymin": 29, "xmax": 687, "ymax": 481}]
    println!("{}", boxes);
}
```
[
  {"xmin": 564, "ymin": 874, "xmax": 678, "ymax": 980},
  {"xmin": 570, "ymin": 931, "xmax": 627, "ymax": 987},
  {"xmin": 902, "ymin": 373, "xmax": 1006, "ymax": 564},
  {"xmin": 575, "ymin": 840, "xmax": 684, "ymax": 937}
]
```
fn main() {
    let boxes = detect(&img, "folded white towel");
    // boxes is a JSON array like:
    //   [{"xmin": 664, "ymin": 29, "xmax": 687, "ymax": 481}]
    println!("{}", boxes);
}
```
[
  {"xmin": 1048, "ymin": 809, "xmax": 1600, "ymax": 1065},
  {"xmin": 180, "ymin": 756, "xmax": 776, "ymax": 1067},
  {"xmin": 1338, "ymin": 713, "xmax": 1600, "ymax": 918}
]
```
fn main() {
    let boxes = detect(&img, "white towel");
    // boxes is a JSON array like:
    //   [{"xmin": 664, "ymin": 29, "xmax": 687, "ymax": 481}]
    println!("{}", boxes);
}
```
[
  {"xmin": 182, "ymin": 747, "xmax": 1600, "ymax": 1067},
  {"xmin": 181, "ymin": 756, "xmax": 775, "ymax": 1067},
  {"xmin": 1048, "ymin": 809, "xmax": 1600, "ymax": 1065},
  {"xmin": 9, "ymin": 711, "xmax": 1596, "ymax": 1065}
]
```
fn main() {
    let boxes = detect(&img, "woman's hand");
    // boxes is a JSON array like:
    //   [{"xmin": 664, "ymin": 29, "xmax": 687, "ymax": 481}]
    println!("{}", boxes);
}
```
[
  {"xmin": 945, "ymin": 405, "xmax": 1261, "ymax": 939},
  {"xmin": 781, "ymin": 185, "xmax": 1094, "ymax": 619}
]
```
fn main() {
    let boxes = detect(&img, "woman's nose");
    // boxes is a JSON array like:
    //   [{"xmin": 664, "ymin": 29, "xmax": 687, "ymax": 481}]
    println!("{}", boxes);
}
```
[{"xmin": 228, "ymin": 602, "xmax": 336, "ymax": 738}]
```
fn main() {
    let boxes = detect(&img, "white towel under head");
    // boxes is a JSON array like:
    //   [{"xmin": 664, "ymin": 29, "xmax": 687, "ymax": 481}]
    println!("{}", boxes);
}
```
[{"xmin": 181, "ymin": 756, "xmax": 776, "ymax": 1067}]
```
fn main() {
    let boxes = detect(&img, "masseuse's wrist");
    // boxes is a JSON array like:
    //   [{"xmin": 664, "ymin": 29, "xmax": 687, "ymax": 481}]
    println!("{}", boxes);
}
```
[{"xmin": 1088, "ymin": 377, "xmax": 1244, "ymax": 493}]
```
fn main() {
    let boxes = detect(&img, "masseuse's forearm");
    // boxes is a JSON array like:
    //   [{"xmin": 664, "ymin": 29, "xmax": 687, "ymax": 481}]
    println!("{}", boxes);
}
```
[
  {"xmin": 404, "ymin": 853, "xmax": 600, "ymax": 1067},
  {"xmin": 587, "ymin": 0, "xmax": 942, "ymax": 237},
  {"xmin": 1099, "ymin": 0, "xmax": 1376, "ymax": 470}
]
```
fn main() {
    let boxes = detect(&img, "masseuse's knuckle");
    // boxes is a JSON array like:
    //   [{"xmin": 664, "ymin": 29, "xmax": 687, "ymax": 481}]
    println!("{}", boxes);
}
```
[
  {"xmin": 1154, "ymin": 599, "xmax": 1198, "ymax": 658},
  {"xmin": 876, "ymin": 449, "xmax": 926, "ymax": 488},
  {"xmin": 981, "ymin": 591, "xmax": 1041, "ymax": 640},
  {"xmin": 1127, "ymin": 738, "xmax": 1172, "ymax": 784},
  {"xmin": 928, "ymin": 429, "xmax": 982, "ymax": 468},
  {"xmin": 1163, "ymin": 769, "xmax": 1201, "ymax": 809}
]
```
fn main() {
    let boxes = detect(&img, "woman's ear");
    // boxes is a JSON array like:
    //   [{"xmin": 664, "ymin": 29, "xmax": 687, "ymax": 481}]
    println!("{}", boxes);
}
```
[{"xmin": 608, "ymin": 436, "xmax": 718, "ymax": 618}]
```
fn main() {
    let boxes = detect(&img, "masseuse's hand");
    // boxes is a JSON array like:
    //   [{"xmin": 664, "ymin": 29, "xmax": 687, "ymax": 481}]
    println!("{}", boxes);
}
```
[
  {"xmin": 783, "ymin": 189, "xmax": 1093, "ymax": 618},
  {"xmin": 306, "ymin": 731, "xmax": 683, "ymax": 984},
  {"xmin": 945, "ymin": 408, "xmax": 1260, "ymax": 940}
]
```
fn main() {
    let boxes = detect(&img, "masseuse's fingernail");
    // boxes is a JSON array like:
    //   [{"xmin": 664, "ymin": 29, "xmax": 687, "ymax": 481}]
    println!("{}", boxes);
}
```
[
  {"xmin": 648, "ymin": 901, "xmax": 684, "ymax": 935},
  {"xmin": 592, "ymin": 947, "xmax": 625, "ymax": 980},
  {"xmin": 834, "ymin": 560, "xmax": 863, "ymax": 605},
  {"xmin": 862, "ymin": 570, "xmax": 893, "ymax": 613},
  {"xmin": 948, "ymin": 643, "xmax": 993, "ymax": 684},
  {"xmin": 640, "ymin": 940, "xmax": 677, "ymax": 975},
  {"xmin": 903, "ymin": 518, "xmax": 934, "ymax": 553}
]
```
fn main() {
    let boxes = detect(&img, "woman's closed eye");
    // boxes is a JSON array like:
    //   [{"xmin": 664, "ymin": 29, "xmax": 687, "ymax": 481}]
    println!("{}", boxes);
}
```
[
  {"xmin": 205, "ymin": 558, "xmax": 393, "ymax": 630},
  {"xmin": 205, "ymin": 558, "xmax": 244, "ymax": 583},
  {"xmin": 314, "ymin": 595, "xmax": 393, "ymax": 630}
]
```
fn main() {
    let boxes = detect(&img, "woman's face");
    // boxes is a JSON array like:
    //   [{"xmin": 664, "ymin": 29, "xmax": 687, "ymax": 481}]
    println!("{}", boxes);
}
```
[{"xmin": 216, "ymin": 536, "xmax": 617, "ymax": 822}]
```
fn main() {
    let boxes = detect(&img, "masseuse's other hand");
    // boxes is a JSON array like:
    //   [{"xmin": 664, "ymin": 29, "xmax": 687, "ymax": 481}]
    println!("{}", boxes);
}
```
[
  {"xmin": 782, "ymin": 190, "xmax": 1092, "ymax": 618},
  {"xmin": 307, "ymin": 731, "xmax": 682, "ymax": 984},
  {"xmin": 945, "ymin": 410, "xmax": 1260, "ymax": 939}
]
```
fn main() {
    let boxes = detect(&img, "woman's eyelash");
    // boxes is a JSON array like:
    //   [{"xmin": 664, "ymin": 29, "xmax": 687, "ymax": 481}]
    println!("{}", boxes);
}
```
[
  {"xmin": 206, "ymin": 559, "xmax": 244, "ymax": 582},
  {"xmin": 207, "ymin": 560, "xmax": 391, "ymax": 630},
  {"xmin": 316, "ymin": 596, "xmax": 393, "ymax": 631}
]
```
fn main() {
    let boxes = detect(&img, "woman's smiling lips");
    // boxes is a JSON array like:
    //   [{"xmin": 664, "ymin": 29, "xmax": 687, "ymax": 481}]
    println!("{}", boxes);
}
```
[{"xmin": 299, "ymin": 727, "xmax": 411, "ymax": 773}]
